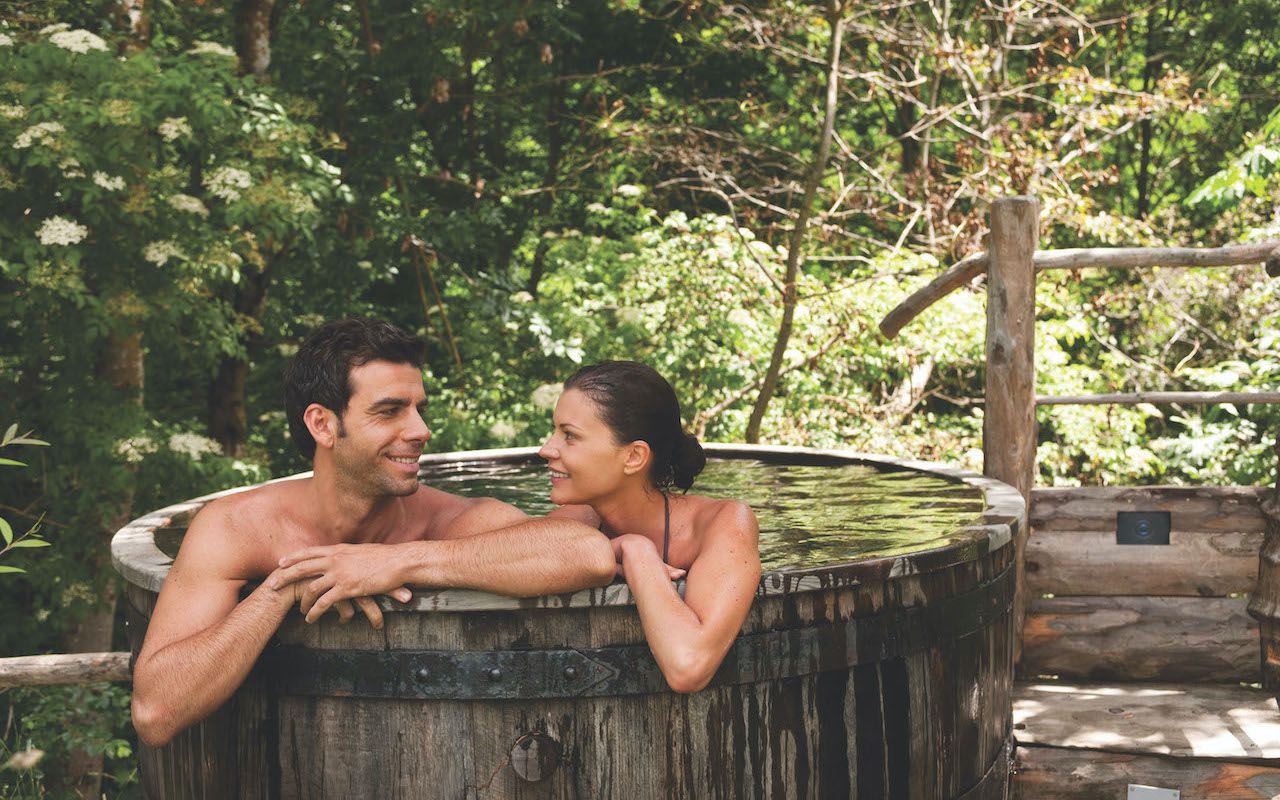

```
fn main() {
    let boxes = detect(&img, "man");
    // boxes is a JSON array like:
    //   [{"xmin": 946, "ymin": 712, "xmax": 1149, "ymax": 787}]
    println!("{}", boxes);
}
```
[{"xmin": 131, "ymin": 318, "xmax": 617, "ymax": 747}]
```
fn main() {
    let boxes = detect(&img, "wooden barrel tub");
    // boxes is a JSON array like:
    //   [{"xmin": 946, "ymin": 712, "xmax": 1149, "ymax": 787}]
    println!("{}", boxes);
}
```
[{"xmin": 112, "ymin": 444, "xmax": 1024, "ymax": 799}]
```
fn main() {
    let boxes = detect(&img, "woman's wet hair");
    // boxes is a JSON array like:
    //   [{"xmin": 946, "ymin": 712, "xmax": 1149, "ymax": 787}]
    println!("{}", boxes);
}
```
[
  {"xmin": 564, "ymin": 361, "xmax": 706, "ymax": 492},
  {"xmin": 284, "ymin": 318, "xmax": 424, "ymax": 458}
]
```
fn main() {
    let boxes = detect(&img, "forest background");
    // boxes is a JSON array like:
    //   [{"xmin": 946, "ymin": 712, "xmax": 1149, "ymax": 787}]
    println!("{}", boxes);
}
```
[{"xmin": 0, "ymin": 0, "xmax": 1278, "ymax": 796}]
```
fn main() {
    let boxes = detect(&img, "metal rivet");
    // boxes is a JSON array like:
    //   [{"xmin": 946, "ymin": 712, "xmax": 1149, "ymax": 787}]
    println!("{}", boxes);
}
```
[
  {"xmin": 488, "ymin": 667, "xmax": 502, "ymax": 681},
  {"xmin": 415, "ymin": 667, "xmax": 430, "ymax": 683},
  {"xmin": 563, "ymin": 666, "xmax": 577, "ymax": 680}
]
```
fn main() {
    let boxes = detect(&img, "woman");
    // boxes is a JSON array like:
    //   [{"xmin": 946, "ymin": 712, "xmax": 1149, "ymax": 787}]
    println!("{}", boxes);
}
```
[{"xmin": 539, "ymin": 361, "xmax": 761, "ymax": 693}]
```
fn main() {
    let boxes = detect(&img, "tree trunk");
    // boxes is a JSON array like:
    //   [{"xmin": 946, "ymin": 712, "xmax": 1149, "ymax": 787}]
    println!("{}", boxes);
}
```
[
  {"xmin": 114, "ymin": 0, "xmax": 150, "ymax": 52},
  {"xmin": 745, "ymin": 2, "xmax": 845, "ymax": 442},
  {"xmin": 235, "ymin": 0, "xmax": 277, "ymax": 78},
  {"xmin": 527, "ymin": 76, "xmax": 566, "ymax": 297},
  {"xmin": 208, "ymin": 267, "xmax": 270, "ymax": 457},
  {"xmin": 45, "ymin": 333, "xmax": 144, "ymax": 800}
]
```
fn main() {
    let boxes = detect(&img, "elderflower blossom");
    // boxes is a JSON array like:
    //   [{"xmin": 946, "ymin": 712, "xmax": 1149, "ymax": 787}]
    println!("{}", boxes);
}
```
[
  {"xmin": 614, "ymin": 184, "xmax": 644, "ymax": 198},
  {"xmin": 13, "ymin": 121, "xmax": 64, "ymax": 149},
  {"xmin": 60, "ymin": 157, "xmax": 83, "ymax": 179},
  {"xmin": 204, "ymin": 166, "xmax": 252, "ymax": 201},
  {"xmin": 39, "ymin": 23, "xmax": 70, "ymax": 35},
  {"xmin": 0, "ymin": 104, "xmax": 26, "ymax": 119},
  {"xmin": 92, "ymin": 171, "xmax": 125, "ymax": 191},
  {"xmin": 158, "ymin": 116, "xmax": 192, "ymax": 141},
  {"xmin": 143, "ymin": 240, "xmax": 184, "ymax": 266},
  {"xmin": 168, "ymin": 432, "xmax": 221, "ymax": 461},
  {"xmin": 166, "ymin": 193, "xmax": 209, "ymax": 217},
  {"xmin": 0, "ymin": 33, "xmax": 14, "ymax": 48},
  {"xmin": 49, "ymin": 30, "xmax": 109, "ymax": 54},
  {"xmin": 115, "ymin": 436, "xmax": 158, "ymax": 463},
  {"xmin": 488, "ymin": 421, "xmax": 517, "ymax": 441},
  {"xmin": 530, "ymin": 383, "xmax": 563, "ymax": 411},
  {"xmin": 36, "ymin": 216, "xmax": 87, "ymax": 246},
  {"xmin": 188, "ymin": 41, "xmax": 236, "ymax": 58}
]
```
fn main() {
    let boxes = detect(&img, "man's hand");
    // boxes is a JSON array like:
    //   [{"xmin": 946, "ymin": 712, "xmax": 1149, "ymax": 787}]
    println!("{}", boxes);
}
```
[
  {"xmin": 269, "ymin": 544, "xmax": 413, "ymax": 624},
  {"xmin": 610, "ymin": 534, "xmax": 686, "ymax": 582}
]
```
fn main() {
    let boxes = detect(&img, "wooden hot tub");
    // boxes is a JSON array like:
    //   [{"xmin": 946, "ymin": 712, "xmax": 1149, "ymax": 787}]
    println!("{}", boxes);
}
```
[{"xmin": 112, "ymin": 444, "xmax": 1023, "ymax": 799}]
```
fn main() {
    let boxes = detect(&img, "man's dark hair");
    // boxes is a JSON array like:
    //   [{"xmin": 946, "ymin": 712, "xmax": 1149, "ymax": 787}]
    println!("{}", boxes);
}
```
[{"xmin": 283, "ymin": 318, "xmax": 425, "ymax": 458}]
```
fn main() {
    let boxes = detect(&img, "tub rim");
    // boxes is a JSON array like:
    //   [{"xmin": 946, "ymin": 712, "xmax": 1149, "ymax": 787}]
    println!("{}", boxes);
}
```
[{"xmin": 111, "ymin": 443, "xmax": 1024, "ymax": 611}]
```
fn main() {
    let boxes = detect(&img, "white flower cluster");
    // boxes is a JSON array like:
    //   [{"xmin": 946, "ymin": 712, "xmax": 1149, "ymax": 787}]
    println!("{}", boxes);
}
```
[
  {"xmin": 204, "ymin": 166, "xmax": 252, "ymax": 201},
  {"xmin": 488, "ymin": 421, "xmax": 517, "ymax": 441},
  {"xmin": 92, "ymin": 171, "xmax": 125, "ymax": 191},
  {"xmin": 166, "ymin": 193, "xmax": 209, "ymax": 217},
  {"xmin": 143, "ymin": 240, "xmax": 184, "ymax": 266},
  {"xmin": 49, "ymin": 29, "xmax": 108, "ymax": 54},
  {"xmin": 531, "ymin": 382, "xmax": 563, "ymax": 411},
  {"xmin": 36, "ymin": 216, "xmax": 88, "ymax": 246},
  {"xmin": 0, "ymin": 104, "xmax": 26, "ymax": 119},
  {"xmin": 168, "ymin": 432, "xmax": 221, "ymax": 461},
  {"xmin": 614, "ymin": 184, "xmax": 644, "ymax": 198},
  {"xmin": 188, "ymin": 41, "xmax": 236, "ymax": 58},
  {"xmin": 39, "ymin": 23, "xmax": 70, "ymax": 35},
  {"xmin": 60, "ymin": 157, "xmax": 83, "ymax": 178},
  {"xmin": 13, "ymin": 121, "xmax": 65, "ymax": 149},
  {"xmin": 158, "ymin": 116, "xmax": 192, "ymax": 142},
  {"xmin": 0, "ymin": 33, "xmax": 14, "ymax": 48},
  {"xmin": 115, "ymin": 436, "xmax": 158, "ymax": 463}
]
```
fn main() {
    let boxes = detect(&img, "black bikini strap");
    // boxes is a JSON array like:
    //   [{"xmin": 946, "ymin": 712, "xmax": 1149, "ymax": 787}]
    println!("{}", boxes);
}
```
[{"xmin": 662, "ymin": 491, "xmax": 671, "ymax": 564}]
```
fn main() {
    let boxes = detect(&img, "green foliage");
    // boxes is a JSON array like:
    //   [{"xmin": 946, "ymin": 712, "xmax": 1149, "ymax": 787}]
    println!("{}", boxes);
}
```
[
  {"xmin": 0, "ymin": 424, "xmax": 50, "ymax": 576},
  {"xmin": 2, "ymin": 685, "xmax": 139, "ymax": 799}
]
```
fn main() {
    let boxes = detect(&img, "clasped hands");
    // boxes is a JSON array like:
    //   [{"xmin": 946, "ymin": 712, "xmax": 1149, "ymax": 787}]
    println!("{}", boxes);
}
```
[
  {"xmin": 267, "ymin": 543, "xmax": 413, "ymax": 629},
  {"xmin": 610, "ymin": 533, "xmax": 686, "ymax": 582}
]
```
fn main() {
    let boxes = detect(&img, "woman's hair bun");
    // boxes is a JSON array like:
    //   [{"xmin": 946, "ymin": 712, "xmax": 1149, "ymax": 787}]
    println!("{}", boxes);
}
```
[{"xmin": 670, "ymin": 431, "xmax": 706, "ymax": 492}]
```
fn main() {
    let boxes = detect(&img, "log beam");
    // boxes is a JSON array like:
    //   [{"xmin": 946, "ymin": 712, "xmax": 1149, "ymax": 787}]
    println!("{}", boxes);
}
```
[
  {"xmin": 879, "ymin": 239, "xmax": 1280, "ymax": 339},
  {"xmin": 0, "ymin": 652, "xmax": 131, "ymax": 689},
  {"xmin": 1037, "ymin": 391, "xmax": 1280, "ymax": 406}
]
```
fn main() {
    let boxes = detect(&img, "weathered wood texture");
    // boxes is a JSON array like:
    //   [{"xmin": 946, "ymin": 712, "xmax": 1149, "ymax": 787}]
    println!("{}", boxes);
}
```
[
  {"xmin": 130, "ymin": 549, "xmax": 1015, "ymax": 799},
  {"xmin": 1012, "ymin": 746, "xmax": 1280, "ymax": 799},
  {"xmin": 1026, "ymin": 486, "xmax": 1267, "ymax": 598},
  {"xmin": 1030, "ymin": 486, "xmax": 1268, "ymax": 533},
  {"xmin": 1246, "ymin": 436, "xmax": 1280, "ymax": 694},
  {"xmin": 1013, "ymin": 681, "xmax": 1280, "ymax": 760},
  {"xmin": 1021, "ymin": 596, "xmax": 1259, "ymax": 683},
  {"xmin": 984, "ymin": 196, "xmax": 1039, "ymax": 666},
  {"xmin": 1026, "ymin": 529, "xmax": 1259, "ymax": 597},
  {"xmin": 0, "ymin": 652, "xmax": 130, "ymax": 689}
]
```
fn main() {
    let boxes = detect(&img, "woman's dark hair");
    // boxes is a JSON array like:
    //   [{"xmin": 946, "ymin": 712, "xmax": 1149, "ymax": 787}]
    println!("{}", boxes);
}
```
[
  {"xmin": 283, "ymin": 318, "xmax": 424, "ymax": 458},
  {"xmin": 564, "ymin": 361, "xmax": 706, "ymax": 492}
]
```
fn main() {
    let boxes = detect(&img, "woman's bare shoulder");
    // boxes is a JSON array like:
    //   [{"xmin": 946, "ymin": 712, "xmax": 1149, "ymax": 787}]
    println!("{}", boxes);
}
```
[{"xmin": 689, "ymin": 495, "xmax": 759, "ymax": 542}]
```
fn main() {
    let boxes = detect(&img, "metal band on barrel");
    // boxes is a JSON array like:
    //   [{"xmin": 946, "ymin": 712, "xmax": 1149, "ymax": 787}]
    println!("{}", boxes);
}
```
[{"xmin": 263, "ymin": 564, "xmax": 1013, "ymax": 700}]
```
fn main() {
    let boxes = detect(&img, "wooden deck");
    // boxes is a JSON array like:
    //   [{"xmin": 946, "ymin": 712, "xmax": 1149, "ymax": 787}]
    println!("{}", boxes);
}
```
[{"xmin": 1012, "ymin": 680, "xmax": 1280, "ymax": 798}]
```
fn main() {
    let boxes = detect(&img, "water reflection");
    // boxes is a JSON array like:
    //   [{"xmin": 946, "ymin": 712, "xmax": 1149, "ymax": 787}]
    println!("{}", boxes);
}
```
[
  {"xmin": 153, "ymin": 458, "xmax": 986, "ymax": 570},
  {"xmin": 424, "ymin": 457, "xmax": 986, "ymax": 570}
]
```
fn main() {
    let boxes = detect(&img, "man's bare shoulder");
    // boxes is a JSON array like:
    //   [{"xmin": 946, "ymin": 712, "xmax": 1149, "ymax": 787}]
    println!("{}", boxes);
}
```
[{"xmin": 178, "ymin": 479, "xmax": 310, "ymax": 580}]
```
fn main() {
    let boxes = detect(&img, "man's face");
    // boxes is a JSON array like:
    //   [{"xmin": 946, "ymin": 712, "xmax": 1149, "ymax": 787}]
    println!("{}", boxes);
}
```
[{"xmin": 330, "ymin": 360, "xmax": 430, "ymax": 497}]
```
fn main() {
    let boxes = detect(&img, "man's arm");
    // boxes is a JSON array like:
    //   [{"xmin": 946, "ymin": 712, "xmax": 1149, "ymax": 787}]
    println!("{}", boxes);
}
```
[
  {"xmin": 275, "ymin": 499, "xmax": 617, "ymax": 621},
  {"xmin": 131, "ymin": 504, "xmax": 302, "ymax": 747}
]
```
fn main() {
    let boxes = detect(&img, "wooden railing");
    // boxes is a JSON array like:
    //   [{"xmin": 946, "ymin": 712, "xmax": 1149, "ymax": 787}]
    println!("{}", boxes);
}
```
[{"xmin": 878, "ymin": 195, "xmax": 1280, "ymax": 668}]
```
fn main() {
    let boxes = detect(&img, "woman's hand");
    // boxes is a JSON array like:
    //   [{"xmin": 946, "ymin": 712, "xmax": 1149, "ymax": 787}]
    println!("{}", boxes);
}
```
[{"xmin": 610, "ymin": 534, "xmax": 685, "ymax": 582}]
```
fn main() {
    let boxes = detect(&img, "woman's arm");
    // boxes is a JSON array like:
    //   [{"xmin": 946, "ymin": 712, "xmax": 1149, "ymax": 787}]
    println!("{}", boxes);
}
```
[{"xmin": 618, "ymin": 502, "xmax": 761, "ymax": 693}]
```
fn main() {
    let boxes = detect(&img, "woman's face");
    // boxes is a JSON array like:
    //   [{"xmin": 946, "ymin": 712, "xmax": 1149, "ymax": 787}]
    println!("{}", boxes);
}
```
[{"xmin": 538, "ymin": 388, "xmax": 633, "ymax": 506}]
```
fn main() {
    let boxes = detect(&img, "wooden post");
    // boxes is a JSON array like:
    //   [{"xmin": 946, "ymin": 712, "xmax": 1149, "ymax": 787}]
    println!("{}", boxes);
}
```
[
  {"xmin": 983, "ymin": 196, "xmax": 1039, "ymax": 665},
  {"xmin": 1247, "ymin": 432, "xmax": 1280, "ymax": 696}
]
